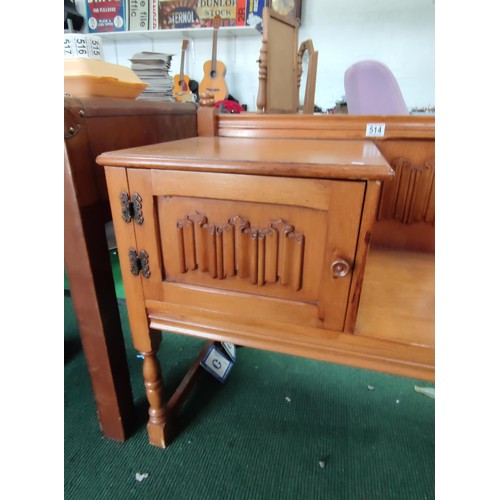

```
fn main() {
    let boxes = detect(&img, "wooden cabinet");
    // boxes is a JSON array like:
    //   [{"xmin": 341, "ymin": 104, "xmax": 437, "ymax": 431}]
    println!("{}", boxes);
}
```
[{"xmin": 98, "ymin": 135, "xmax": 398, "ymax": 447}]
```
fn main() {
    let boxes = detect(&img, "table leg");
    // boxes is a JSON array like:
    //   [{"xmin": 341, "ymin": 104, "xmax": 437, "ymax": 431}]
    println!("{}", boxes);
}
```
[
  {"xmin": 142, "ymin": 341, "xmax": 169, "ymax": 448},
  {"xmin": 64, "ymin": 151, "xmax": 136, "ymax": 441},
  {"xmin": 141, "ymin": 336, "xmax": 213, "ymax": 448}
]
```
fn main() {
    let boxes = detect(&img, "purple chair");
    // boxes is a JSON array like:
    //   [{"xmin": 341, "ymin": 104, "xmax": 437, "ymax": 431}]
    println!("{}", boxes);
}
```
[{"xmin": 344, "ymin": 60, "xmax": 409, "ymax": 115}]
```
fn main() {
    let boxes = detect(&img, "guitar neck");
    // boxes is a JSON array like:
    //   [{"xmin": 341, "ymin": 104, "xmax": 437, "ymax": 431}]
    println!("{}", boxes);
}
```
[
  {"xmin": 180, "ymin": 48, "xmax": 186, "ymax": 79},
  {"xmin": 211, "ymin": 28, "xmax": 219, "ymax": 73}
]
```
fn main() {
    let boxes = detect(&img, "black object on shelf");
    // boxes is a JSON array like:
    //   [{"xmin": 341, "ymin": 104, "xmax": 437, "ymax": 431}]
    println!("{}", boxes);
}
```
[{"xmin": 64, "ymin": 0, "xmax": 84, "ymax": 32}]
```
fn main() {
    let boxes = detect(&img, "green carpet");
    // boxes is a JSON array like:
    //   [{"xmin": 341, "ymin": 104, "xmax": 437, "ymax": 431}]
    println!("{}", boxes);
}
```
[
  {"xmin": 64, "ymin": 294, "xmax": 435, "ymax": 499},
  {"xmin": 64, "ymin": 249, "xmax": 125, "ymax": 300}
]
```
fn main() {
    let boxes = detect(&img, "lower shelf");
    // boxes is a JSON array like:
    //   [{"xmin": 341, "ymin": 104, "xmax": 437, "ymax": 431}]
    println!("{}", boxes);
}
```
[{"xmin": 355, "ymin": 246, "xmax": 434, "ymax": 348}]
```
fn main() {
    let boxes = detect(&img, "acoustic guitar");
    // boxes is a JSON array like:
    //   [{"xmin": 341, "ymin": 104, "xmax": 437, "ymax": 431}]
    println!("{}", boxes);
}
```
[
  {"xmin": 199, "ymin": 15, "xmax": 228, "ymax": 102},
  {"xmin": 173, "ymin": 40, "xmax": 192, "ymax": 102}
]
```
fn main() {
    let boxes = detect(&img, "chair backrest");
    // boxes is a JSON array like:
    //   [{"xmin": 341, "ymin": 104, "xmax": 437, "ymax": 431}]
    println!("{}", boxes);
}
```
[
  {"xmin": 256, "ymin": 9, "xmax": 318, "ymax": 114},
  {"xmin": 344, "ymin": 60, "xmax": 409, "ymax": 115},
  {"xmin": 257, "ymin": 7, "xmax": 299, "ymax": 113}
]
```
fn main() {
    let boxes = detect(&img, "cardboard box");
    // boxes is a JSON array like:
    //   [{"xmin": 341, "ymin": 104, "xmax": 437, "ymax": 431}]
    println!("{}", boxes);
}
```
[{"xmin": 64, "ymin": 58, "xmax": 147, "ymax": 98}]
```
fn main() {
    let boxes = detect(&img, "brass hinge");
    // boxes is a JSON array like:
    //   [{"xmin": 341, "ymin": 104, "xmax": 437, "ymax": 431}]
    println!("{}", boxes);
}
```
[
  {"xmin": 120, "ymin": 192, "xmax": 144, "ymax": 225},
  {"xmin": 129, "ymin": 248, "xmax": 151, "ymax": 278}
]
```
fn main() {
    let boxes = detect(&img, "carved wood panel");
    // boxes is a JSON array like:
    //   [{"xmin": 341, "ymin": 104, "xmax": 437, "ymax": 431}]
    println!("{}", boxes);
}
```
[
  {"xmin": 151, "ymin": 173, "xmax": 365, "ymax": 320},
  {"xmin": 156, "ymin": 193, "xmax": 328, "ymax": 303},
  {"xmin": 377, "ymin": 155, "xmax": 435, "ymax": 225},
  {"xmin": 176, "ymin": 212, "xmax": 305, "ymax": 291}
]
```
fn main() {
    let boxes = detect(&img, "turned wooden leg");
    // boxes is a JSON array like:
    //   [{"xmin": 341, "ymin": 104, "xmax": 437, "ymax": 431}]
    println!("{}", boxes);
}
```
[
  {"xmin": 141, "ymin": 341, "xmax": 171, "ymax": 448},
  {"xmin": 139, "ymin": 332, "xmax": 215, "ymax": 447}
]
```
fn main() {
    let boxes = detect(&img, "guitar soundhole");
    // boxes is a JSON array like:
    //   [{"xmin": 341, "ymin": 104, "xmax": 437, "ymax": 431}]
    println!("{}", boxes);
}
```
[{"xmin": 210, "ymin": 70, "xmax": 217, "ymax": 78}]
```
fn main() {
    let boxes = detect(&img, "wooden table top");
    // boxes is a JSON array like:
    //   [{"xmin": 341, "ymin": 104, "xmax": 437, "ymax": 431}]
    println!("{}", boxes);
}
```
[{"xmin": 97, "ymin": 136, "xmax": 394, "ymax": 181}]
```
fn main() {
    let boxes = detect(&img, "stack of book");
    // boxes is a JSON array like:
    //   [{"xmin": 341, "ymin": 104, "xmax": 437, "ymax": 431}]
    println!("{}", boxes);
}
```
[{"xmin": 129, "ymin": 51, "xmax": 175, "ymax": 101}]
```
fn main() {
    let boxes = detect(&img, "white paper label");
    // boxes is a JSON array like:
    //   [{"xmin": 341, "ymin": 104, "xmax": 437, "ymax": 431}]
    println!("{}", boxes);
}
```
[
  {"xmin": 221, "ymin": 342, "xmax": 236, "ymax": 362},
  {"xmin": 64, "ymin": 34, "xmax": 103, "ymax": 59},
  {"xmin": 73, "ymin": 35, "xmax": 90, "ymax": 57},
  {"xmin": 87, "ymin": 36, "xmax": 104, "ymax": 59},
  {"xmin": 64, "ymin": 35, "xmax": 76, "ymax": 57},
  {"xmin": 365, "ymin": 123, "xmax": 386, "ymax": 137}
]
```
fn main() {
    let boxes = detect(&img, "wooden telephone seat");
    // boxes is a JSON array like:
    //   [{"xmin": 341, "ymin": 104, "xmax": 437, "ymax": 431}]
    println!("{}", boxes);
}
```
[{"xmin": 97, "ymin": 109, "xmax": 434, "ymax": 448}]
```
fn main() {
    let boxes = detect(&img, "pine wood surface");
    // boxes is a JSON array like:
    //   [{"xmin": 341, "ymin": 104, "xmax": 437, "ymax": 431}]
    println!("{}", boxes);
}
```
[
  {"xmin": 97, "ymin": 136, "xmax": 394, "ymax": 181},
  {"xmin": 355, "ymin": 247, "xmax": 434, "ymax": 348},
  {"xmin": 146, "ymin": 298, "xmax": 434, "ymax": 382},
  {"xmin": 216, "ymin": 113, "xmax": 435, "ymax": 140}
]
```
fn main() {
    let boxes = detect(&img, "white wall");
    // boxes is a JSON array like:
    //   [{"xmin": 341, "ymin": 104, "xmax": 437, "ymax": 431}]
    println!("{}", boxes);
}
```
[{"xmin": 100, "ymin": 0, "xmax": 435, "ymax": 112}]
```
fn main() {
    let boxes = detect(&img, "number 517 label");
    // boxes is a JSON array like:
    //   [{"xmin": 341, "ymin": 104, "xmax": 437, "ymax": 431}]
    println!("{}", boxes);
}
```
[{"xmin": 366, "ymin": 123, "xmax": 386, "ymax": 137}]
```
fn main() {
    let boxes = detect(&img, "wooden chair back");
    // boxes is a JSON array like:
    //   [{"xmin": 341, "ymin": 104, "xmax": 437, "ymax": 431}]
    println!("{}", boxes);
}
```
[{"xmin": 257, "ymin": 8, "xmax": 299, "ymax": 113}]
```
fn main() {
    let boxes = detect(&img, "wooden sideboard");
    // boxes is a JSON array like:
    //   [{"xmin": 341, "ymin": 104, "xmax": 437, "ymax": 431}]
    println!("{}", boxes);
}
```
[{"xmin": 97, "ymin": 115, "xmax": 434, "ymax": 448}]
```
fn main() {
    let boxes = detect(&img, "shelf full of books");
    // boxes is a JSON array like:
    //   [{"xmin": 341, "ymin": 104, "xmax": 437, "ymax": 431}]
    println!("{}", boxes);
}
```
[{"xmin": 83, "ymin": 0, "xmax": 265, "ymax": 37}]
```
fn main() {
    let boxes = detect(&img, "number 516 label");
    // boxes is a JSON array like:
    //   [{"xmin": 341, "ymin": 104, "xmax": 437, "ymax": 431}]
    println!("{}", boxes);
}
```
[{"xmin": 366, "ymin": 123, "xmax": 386, "ymax": 137}]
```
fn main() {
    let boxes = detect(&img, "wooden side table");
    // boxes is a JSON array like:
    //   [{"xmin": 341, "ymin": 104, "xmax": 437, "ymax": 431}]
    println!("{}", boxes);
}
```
[{"xmin": 95, "ymin": 133, "xmax": 434, "ymax": 448}]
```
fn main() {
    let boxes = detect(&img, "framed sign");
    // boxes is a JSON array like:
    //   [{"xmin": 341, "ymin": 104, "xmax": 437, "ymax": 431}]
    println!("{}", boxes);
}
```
[{"xmin": 268, "ymin": 0, "xmax": 302, "ymax": 23}]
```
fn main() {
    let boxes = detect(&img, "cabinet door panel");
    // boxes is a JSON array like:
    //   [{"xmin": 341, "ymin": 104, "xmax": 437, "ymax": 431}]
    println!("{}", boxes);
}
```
[
  {"xmin": 158, "ymin": 196, "xmax": 327, "ymax": 298},
  {"xmin": 140, "ymin": 170, "xmax": 365, "ymax": 331}
]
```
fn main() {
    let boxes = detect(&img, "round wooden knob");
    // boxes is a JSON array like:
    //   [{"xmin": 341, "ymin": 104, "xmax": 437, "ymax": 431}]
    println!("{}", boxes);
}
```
[{"xmin": 331, "ymin": 259, "xmax": 350, "ymax": 278}]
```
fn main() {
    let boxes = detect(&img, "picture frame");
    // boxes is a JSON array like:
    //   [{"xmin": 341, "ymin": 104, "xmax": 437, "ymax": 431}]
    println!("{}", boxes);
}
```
[{"xmin": 267, "ymin": 0, "xmax": 302, "ymax": 24}]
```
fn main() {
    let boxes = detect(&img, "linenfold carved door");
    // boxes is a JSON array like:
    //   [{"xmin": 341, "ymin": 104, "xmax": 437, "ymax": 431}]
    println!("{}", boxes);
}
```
[{"xmin": 123, "ymin": 168, "xmax": 366, "ymax": 332}]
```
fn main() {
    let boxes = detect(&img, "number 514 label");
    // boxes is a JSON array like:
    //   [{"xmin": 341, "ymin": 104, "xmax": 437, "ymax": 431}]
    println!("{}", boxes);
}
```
[{"xmin": 366, "ymin": 123, "xmax": 386, "ymax": 137}]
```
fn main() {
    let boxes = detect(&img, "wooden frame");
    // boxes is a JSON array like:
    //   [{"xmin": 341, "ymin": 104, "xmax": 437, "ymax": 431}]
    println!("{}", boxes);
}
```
[
  {"xmin": 257, "ymin": 7, "xmax": 299, "ymax": 113},
  {"xmin": 297, "ymin": 39, "xmax": 318, "ymax": 114}
]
